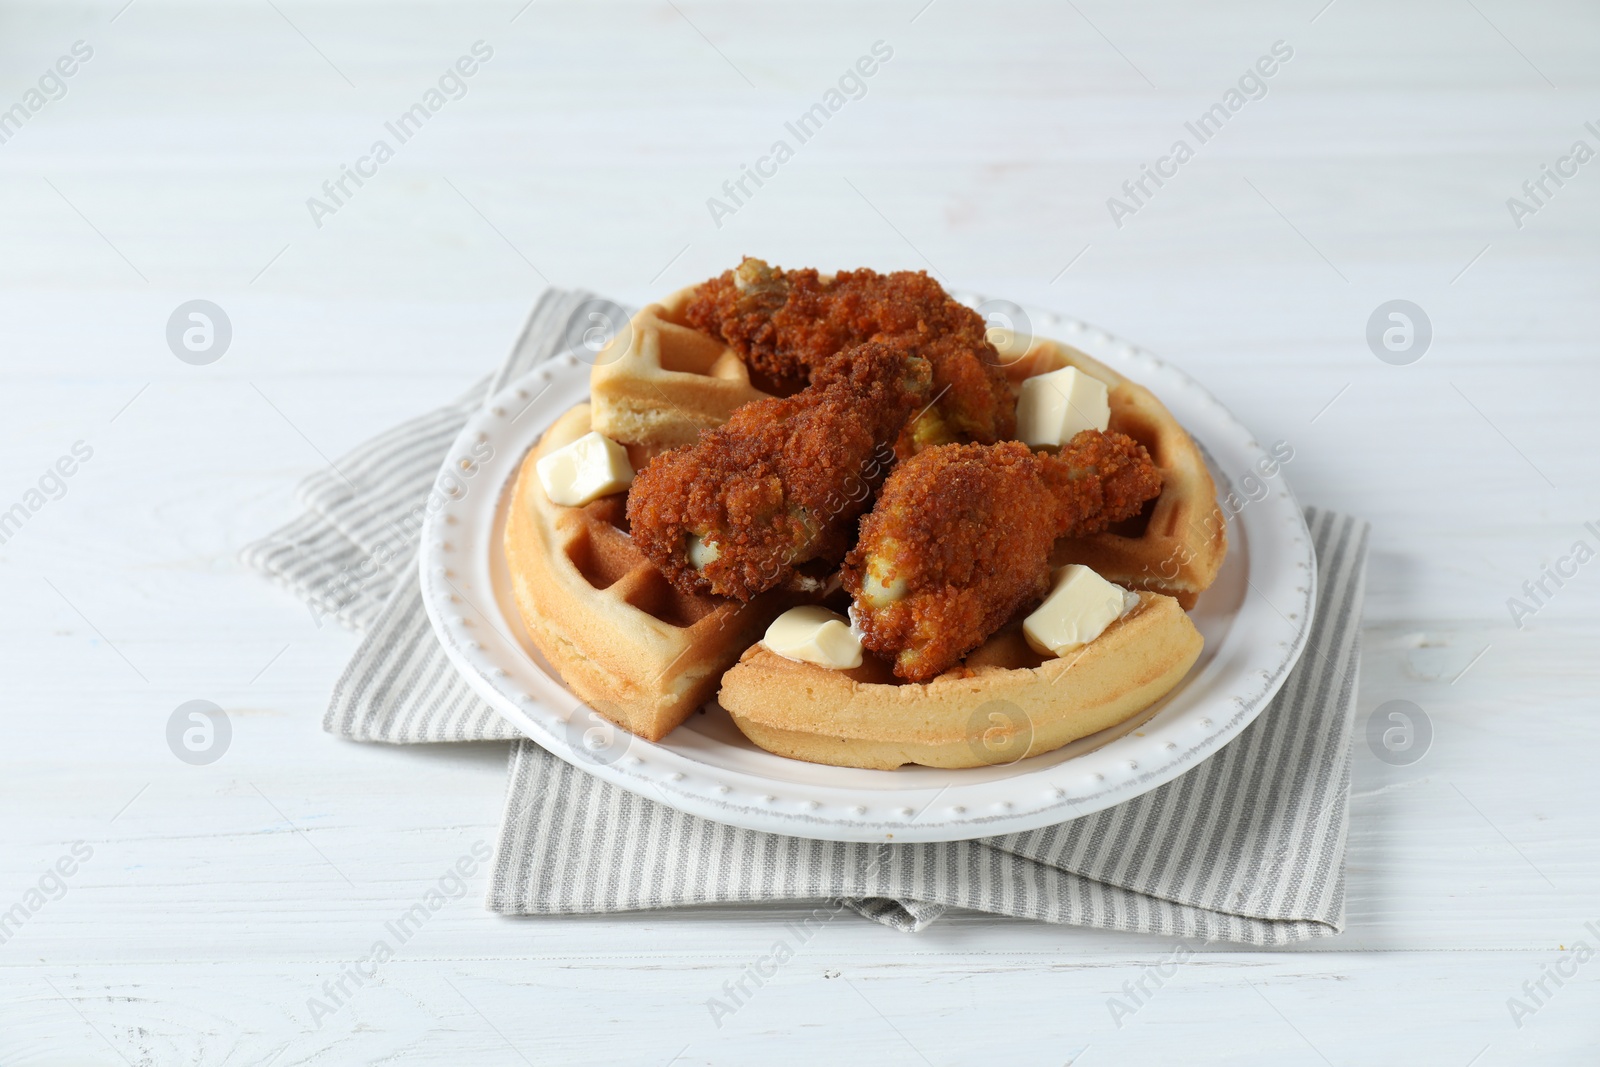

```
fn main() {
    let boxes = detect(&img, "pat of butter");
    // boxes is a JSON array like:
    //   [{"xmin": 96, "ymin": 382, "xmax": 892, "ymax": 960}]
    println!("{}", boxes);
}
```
[
  {"xmin": 763, "ymin": 606, "xmax": 863, "ymax": 670},
  {"xmin": 1023, "ymin": 564, "xmax": 1130, "ymax": 657},
  {"xmin": 1017, "ymin": 366, "xmax": 1110, "ymax": 449},
  {"xmin": 535, "ymin": 431, "xmax": 634, "ymax": 507}
]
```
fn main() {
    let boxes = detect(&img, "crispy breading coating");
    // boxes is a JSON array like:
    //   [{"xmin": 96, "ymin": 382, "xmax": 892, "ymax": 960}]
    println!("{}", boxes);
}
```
[
  {"xmin": 684, "ymin": 257, "xmax": 1015, "ymax": 453},
  {"xmin": 627, "ymin": 342, "xmax": 932, "ymax": 601},
  {"xmin": 843, "ymin": 432, "xmax": 1162, "ymax": 682}
]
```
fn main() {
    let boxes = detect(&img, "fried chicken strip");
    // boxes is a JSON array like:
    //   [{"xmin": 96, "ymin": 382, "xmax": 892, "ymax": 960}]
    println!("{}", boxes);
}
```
[
  {"xmin": 685, "ymin": 257, "xmax": 1015, "ymax": 455},
  {"xmin": 843, "ymin": 432, "xmax": 1162, "ymax": 682},
  {"xmin": 628, "ymin": 342, "xmax": 933, "ymax": 602}
]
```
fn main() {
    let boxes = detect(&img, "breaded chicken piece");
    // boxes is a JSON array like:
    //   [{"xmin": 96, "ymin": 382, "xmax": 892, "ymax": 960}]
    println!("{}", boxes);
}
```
[
  {"xmin": 628, "ymin": 342, "xmax": 932, "ymax": 602},
  {"xmin": 843, "ymin": 432, "xmax": 1162, "ymax": 682},
  {"xmin": 684, "ymin": 257, "xmax": 1015, "ymax": 454}
]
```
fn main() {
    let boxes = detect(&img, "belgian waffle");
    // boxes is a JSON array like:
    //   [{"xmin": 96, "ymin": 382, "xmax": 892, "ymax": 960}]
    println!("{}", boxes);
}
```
[
  {"xmin": 718, "ymin": 591, "xmax": 1203, "ymax": 770},
  {"xmin": 503, "ymin": 403, "xmax": 801, "ymax": 741}
]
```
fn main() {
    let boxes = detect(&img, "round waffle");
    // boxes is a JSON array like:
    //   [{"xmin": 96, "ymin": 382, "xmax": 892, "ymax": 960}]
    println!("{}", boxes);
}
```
[
  {"xmin": 503, "ymin": 403, "xmax": 802, "ymax": 741},
  {"xmin": 718, "ymin": 592, "xmax": 1202, "ymax": 770},
  {"xmin": 707, "ymin": 333, "xmax": 1224, "ymax": 769}
]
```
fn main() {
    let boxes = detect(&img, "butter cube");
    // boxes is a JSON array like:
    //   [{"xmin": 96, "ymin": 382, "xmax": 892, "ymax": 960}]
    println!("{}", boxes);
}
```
[
  {"xmin": 763, "ymin": 606, "xmax": 863, "ymax": 670},
  {"xmin": 1023, "ymin": 564, "xmax": 1129, "ymax": 657},
  {"xmin": 1017, "ymin": 366, "xmax": 1111, "ymax": 448},
  {"xmin": 535, "ymin": 431, "xmax": 634, "ymax": 507}
]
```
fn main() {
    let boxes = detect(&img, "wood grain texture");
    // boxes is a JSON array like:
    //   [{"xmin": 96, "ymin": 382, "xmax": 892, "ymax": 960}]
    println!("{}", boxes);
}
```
[{"xmin": 1, "ymin": 0, "xmax": 1597, "ymax": 1062}]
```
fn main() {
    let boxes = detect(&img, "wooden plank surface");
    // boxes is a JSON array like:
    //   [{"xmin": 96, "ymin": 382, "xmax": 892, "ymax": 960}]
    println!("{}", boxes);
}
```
[{"xmin": 1, "ymin": 0, "xmax": 1597, "ymax": 1062}]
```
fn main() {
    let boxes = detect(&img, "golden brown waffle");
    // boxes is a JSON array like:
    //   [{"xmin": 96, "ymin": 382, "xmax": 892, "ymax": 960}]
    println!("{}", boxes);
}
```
[
  {"xmin": 998, "ymin": 339, "xmax": 1226, "ymax": 610},
  {"xmin": 503, "ymin": 403, "xmax": 800, "ymax": 741},
  {"xmin": 719, "ymin": 591, "xmax": 1203, "ymax": 770},
  {"xmin": 589, "ymin": 286, "xmax": 770, "ymax": 451}
]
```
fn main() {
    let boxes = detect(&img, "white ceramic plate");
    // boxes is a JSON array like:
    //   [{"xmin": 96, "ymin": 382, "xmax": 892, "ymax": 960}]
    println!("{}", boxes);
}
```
[{"xmin": 418, "ymin": 303, "xmax": 1315, "ymax": 842}]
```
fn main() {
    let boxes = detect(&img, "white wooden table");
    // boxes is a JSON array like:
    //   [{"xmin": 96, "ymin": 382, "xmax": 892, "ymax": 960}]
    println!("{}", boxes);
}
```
[{"xmin": 3, "ymin": 0, "xmax": 1596, "ymax": 1062}]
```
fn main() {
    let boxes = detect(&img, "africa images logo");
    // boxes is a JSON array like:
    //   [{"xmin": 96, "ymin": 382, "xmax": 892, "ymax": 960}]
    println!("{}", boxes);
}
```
[
  {"xmin": 304, "ymin": 41, "xmax": 494, "ymax": 228},
  {"xmin": 706, "ymin": 40, "xmax": 894, "ymax": 228},
  {"xmin": 0, "ymin": 40, "xmax": 94, "ymax": 146},
  {"xmin": 1106, "ymin": 40, "xmax": 1294, "ymax": 228}
]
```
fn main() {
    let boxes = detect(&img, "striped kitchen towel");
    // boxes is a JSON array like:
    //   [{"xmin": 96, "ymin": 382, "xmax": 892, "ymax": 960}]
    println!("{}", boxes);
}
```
[{"xmin": 242, "ymin": 288, "xmax": 1370, "ymax": 938}]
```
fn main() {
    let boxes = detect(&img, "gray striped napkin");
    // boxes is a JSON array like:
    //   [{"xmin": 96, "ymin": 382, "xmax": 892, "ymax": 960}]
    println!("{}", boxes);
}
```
[{"xmin": 242, "ymin": 289, "xmax": 1369, "ymax": 938}]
